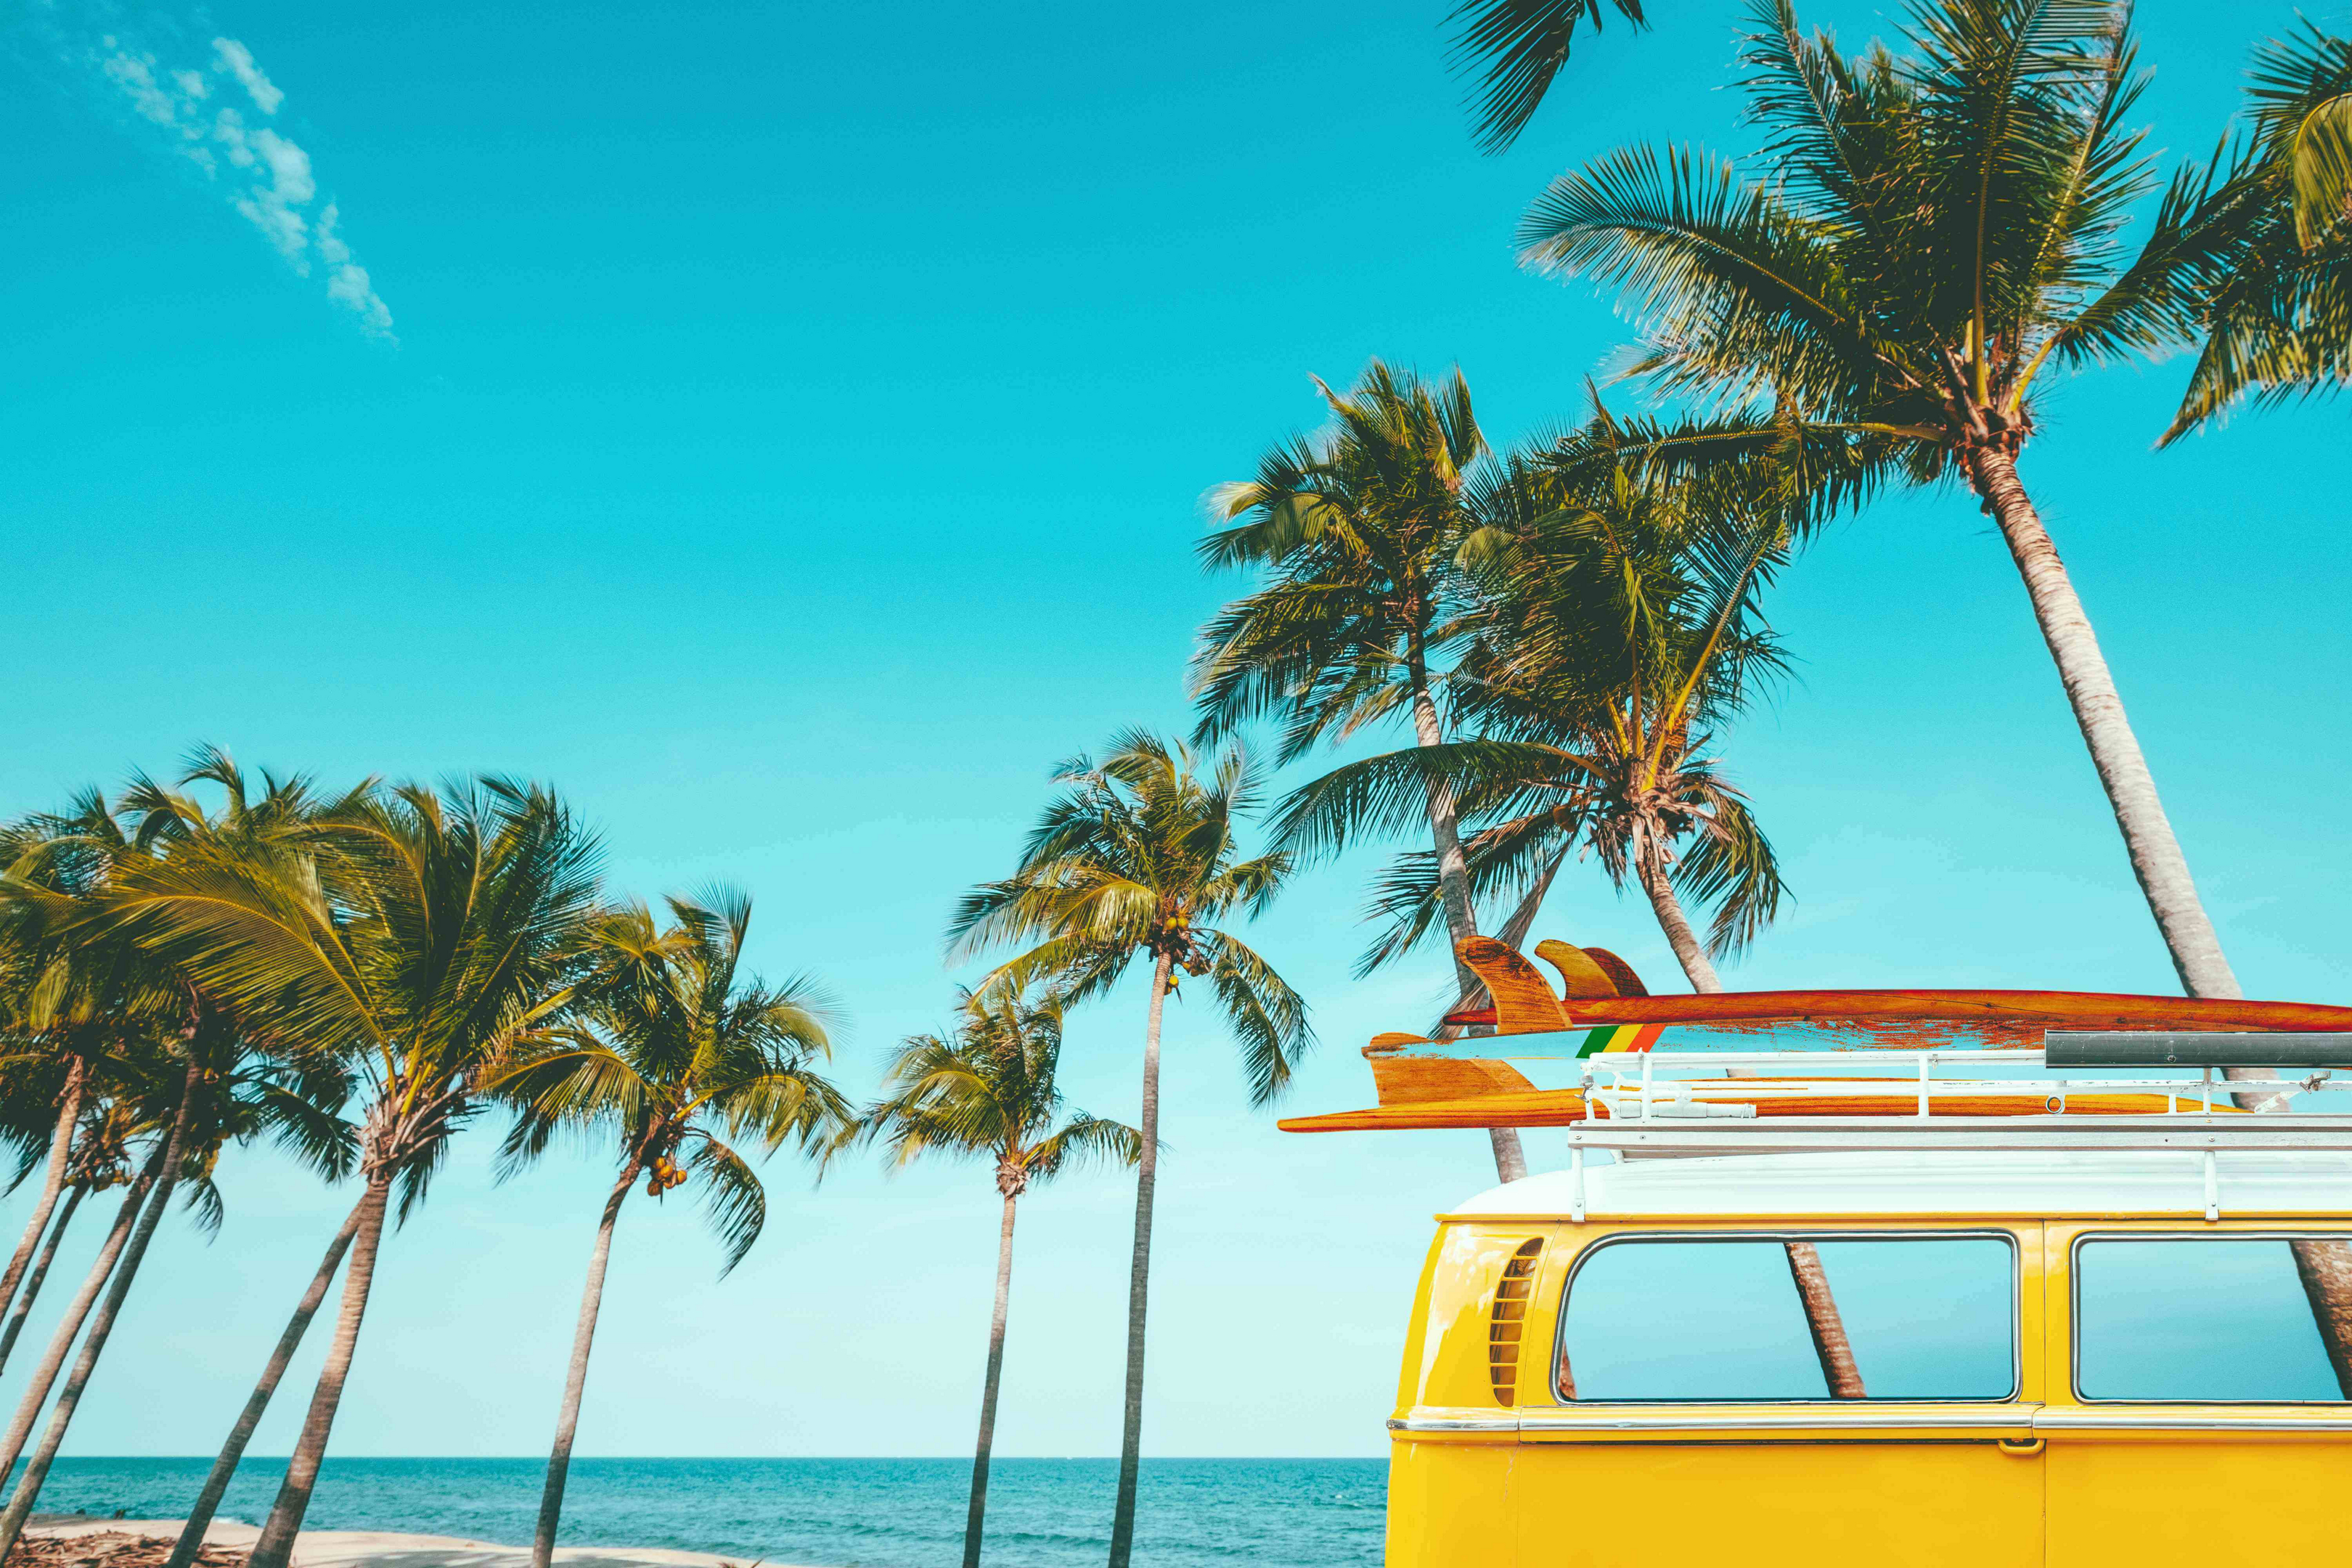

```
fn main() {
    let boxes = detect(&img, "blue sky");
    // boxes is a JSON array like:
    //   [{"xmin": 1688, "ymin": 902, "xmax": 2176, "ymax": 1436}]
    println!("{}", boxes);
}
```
[{"xmin": 3, "ymin": 0, "xmax": 2349, "ymax": 1463}]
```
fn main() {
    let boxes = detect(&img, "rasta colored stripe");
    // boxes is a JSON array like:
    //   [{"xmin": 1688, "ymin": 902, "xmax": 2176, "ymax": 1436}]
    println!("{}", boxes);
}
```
[{"xmin": 1575, "ymin": 1023, "xmax": 1664, "ymax": 1056}]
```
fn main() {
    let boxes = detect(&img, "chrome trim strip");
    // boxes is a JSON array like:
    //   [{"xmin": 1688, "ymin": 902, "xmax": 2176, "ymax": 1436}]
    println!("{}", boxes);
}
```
[
  {"xmin": 1390, "ymin": 1408, "xmax": 2041, "ymax": 1434},
  {"xmin": 2035, "ymin": 1410, "xmax": 2352, "ymax": 1432},
  {"xmin": 1518, "ymin": 1408, "xmax": 2037, "ymax": 1432},
  {"xmin": 1389, "ymin": 1416, "xmax": 1513, "ymax": 1433}
]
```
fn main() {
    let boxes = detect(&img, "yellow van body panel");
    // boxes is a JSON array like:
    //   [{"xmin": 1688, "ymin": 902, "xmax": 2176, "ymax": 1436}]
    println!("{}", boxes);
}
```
[
  {"xmin": 2036, "ymin": 1219, "xmax": 2352, "ymax": 1567},
  {"xmin": 1387, "ymin": 1209, "xmax": 2352, "ymax": 1568}
]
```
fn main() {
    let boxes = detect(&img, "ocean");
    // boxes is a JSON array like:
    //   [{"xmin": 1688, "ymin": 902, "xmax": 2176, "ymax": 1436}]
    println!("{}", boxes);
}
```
[{"xmin": 28, "ymin": 1457, "xmax": 1387, "ymax": 1568}]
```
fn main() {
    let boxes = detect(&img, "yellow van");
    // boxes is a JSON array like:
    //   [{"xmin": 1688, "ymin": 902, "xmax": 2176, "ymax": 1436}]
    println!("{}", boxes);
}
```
[{"xmin": 1282, "ymin": 936, "xmax": 2352, "ymax": 1567}]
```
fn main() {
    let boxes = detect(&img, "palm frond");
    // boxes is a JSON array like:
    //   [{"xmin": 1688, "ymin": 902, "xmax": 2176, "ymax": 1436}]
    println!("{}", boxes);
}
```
[
  {"xmin": 686, "ymin": 1131, "xmax": 767, "ymax": 1275},
  {"xmin": 1196, "ymin": 930, "xmax": 1313, "ymax": 1106},
  {"xmin": 1448, "ymin": 0, "xmax": 1650, "ymax": 154}
]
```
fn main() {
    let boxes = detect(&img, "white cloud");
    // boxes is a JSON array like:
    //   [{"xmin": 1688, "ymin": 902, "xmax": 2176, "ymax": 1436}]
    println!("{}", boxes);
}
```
[
  {"xmin": 211, "ymin": 38, "xmax": 282, "ymax": 115},
  {"xmin": 317, "ymin": 205, "xmax": 395, "ymax": 340},
  {"xmin": 327, "ymin": 261, "xmax": 395, "ymax": 340},
  {"xmin": 234, "ymin": 192, "xmax": 308, "ymax": 264},
  {"xmin": 213, "ymin": 107, "xmax": 255, "ymax": 168},
  {"xmin": 317, "ymin": 202, "xmax": 352, "ymax": 266},
  {"xmin": 99, "ymin": 38, "xmax": 215, "ymax": 170},
  {"xmin": 83, "ymin": 26, "xmax": 396, "ymax": 343}
]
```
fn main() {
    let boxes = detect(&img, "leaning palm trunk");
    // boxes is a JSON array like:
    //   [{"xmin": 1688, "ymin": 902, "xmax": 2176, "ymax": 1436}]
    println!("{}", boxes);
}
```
[
  {"xmin": 0, "ymin": 1186, "xmax": 84, "ymax": 1373},
  {"xmin": 0, "ymin": 1059, "xmax": 200, "ymax": 1556},
  {"xmin": 1963, "ymin": 452, "xmax": 2352, "ymax": 1384},
  {"xmin": 1105, "ymin": 950, "xmax": 1172, "ymax": 1568},
  {"xmin": 1965, "ymin": 450, "xmax": 2239, "ymax": 1001},
  {"xmin": 0, "ymin": 1140, "xmax": 164, "ymax": 1482},
  {"xmin": 163, "ymin": 1196, "xmax": 368, "ymax": 1568},
  {"xmin": 2213, "ymin": 1066, "xmax": 2352, "ymax": 1392},
  {"xmin": 0, "ymin": 1060, "xmax": 88, "ymax": 1336},
  {"xmin": 963, "ymin": 1185, "xmax": 1021, "ymax": 1568},
  {"xmin": 1636, "ymin": 854, "xmax": 1864, "ymax": 1397},
  {"xmin": 528, "ymin": 1155, "xmax": 647, "ymax": 1568},
  {"xmin": 1410, "ymin": 680, "xmax": 1529, "ymax": 1184},
  {"xmin": 2290, "ymin": 1236, "xmax": 2352, "ymax": 1399},
  {"xmin": 245, "ymin": 1173, "xmax": 394, "ymax": 1568}
]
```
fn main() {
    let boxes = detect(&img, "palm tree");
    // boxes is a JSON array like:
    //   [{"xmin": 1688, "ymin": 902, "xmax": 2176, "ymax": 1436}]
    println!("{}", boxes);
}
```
[
  {"xmin": 2163, "ymin": 23, "xmax": 2351, "ymax": 438},
  {"xmin": 1514, "ymin": 0, "xmax": 2260, "ymax": 1004},
  {"xmin": 0, "ymin": 801, "xmax": 128, "ymax": 1343},
  {"xmin": 857, "ymin": 985, "xmax": 1140, "ymax": 1568},
  {"xmin": 1447, "ymin": 1, "xmax": 1657, "ymax": 152},
  {"xmin": 114, "ymin": 777, "xmax": 603, "ymax": 1568},
  {"xmin": 488, "ymin": 889, "xmax": 849, "ymax": 1568},
  {"xmin": 1192, "ymin": 362, "xmax": 1531, "ymax": 1182},
  {"xmin": 947, "ymin": 731, "xmax": 1310, "ymax": 1568},
  {"xmin": 1282, "ymin": 451, "xmax": 1789, "ymax": 987},
  {"xmin": 1274, "ymin": 453, "xmax": 1866, "ymax": 1397},
  {"xmin": 0, "ymin": 1080, "xmax": 99, "ymax": 1376},
  {"xmin": 0, "ymin": 1039, "xmax": 201, "ymax": 1557},
  {"xmin": 0, "ymin": 758, "xmax": 359, "ymax": 1551}
]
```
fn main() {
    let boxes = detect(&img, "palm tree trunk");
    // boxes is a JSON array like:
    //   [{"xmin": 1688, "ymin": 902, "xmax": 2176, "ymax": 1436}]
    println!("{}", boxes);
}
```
[
  {"xmin": 1964, "ymin": 447, "xmax": 2239, "ymax": 1000},
  {"xmin": 1965, "ymin": 451, "xmax": 2352, "ymax": 1388},
  {"xmin": 2290, "ymin": 1236, "xmax": 2352, "ymax": 1400},
  {"xmin": 1105, "ymin": 948, "xmax": 1172, "ymax": 1568},
  {"xmin": 0, "ymin": 1143, "xmax": 163, "ymax": 1484},
  {"xmin": 245, "ymin": 1172, "xmax": 393, "ymax": 1568},
  {"xmin": 529, "ymin": 1156, "xmax": 644, "ymax": 1568},
  {"xmin": 963, "ymin": 1187, "xmax": 1019, "ymax": 1568},
  {"xmin": 163, "ymin": 1196, "xmax": 367, "ymax": 1568},
  {"xmin": 0, "ymin": 1059, "xmax": 88, "ymax": 1340},
  {"xmin": 0, "ymin": 1058, "xmax": 200, "ymax": 1558},
  {"xmin": 1634, "ymin": 853, "xmax": 1722, "ymax": 992},
  {"xmin": 1636, "ymin": 857, "xmax": 1864, "ymax": 1397},
  {"xmin": 0, "ymin": 1187, "xmax": 83, "ymax": 1374},
  {"xmin": 2212, "ymin": 1070, "xmax": 2352, "ymax": 1395},
  {"xmin": 1409, "ymin": 680, "xmax": 1528, "ymax": 1184},
  {"xmin": 1781, "ymin": 1243, "xmax": 1865, "ymax": 1400}
]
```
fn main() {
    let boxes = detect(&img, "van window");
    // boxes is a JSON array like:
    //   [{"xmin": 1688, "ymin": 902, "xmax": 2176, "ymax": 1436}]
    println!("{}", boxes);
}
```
[
  {"xmin": 1559, "ymin": 1235, "xmax": 2017, "ymax": 1401},
  {"xmin": 2074, "ymin": 1236, "xmax": 2352, "ymax": 1402}
]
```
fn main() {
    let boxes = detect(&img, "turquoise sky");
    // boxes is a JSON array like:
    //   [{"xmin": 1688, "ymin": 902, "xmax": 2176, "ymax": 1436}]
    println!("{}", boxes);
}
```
[{"xmin": 4, "ymin": 0, "xmax": 2348, "ymax": 1462}]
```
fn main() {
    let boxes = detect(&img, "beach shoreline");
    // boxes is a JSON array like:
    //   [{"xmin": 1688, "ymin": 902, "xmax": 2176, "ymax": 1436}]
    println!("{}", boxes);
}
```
[{"xmin": 23, "ymin": 1516, "xmax": 817, "ymax": 1568}]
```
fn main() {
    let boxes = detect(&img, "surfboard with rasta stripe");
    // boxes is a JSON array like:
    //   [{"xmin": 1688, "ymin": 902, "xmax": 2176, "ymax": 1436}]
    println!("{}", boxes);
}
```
[{"xmin": 1577, "ymin": 1022, "xmax": 1664, "ymax": 1056}]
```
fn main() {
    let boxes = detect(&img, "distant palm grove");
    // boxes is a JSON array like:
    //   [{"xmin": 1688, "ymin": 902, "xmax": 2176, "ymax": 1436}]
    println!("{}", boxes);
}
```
[{"xmin": 4, "ymin": 4, "xmax": 2348, "ymax": 1567}]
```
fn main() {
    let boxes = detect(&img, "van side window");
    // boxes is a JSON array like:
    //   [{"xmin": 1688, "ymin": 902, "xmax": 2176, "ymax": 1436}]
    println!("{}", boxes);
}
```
[
  {"xmin": 1558, "ymin": 1235, "xmax": 2017, "ymax": 1401},
  {"xmin": 2075, "ymin": 1236, "xmax": 2352, "ymax": 1402}
]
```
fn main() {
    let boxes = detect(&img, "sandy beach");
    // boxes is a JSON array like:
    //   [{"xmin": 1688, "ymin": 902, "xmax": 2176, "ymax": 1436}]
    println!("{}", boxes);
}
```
[{"xmin": 23, "ymin": 1517, "xmax": 815, "ymax": 1568}]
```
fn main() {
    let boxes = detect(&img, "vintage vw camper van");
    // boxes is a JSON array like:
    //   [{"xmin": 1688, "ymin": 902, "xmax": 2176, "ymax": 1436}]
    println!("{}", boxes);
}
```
[{"xmin": 1281, "ymin": 936, "xmax": 2352, "ymax": 1567}]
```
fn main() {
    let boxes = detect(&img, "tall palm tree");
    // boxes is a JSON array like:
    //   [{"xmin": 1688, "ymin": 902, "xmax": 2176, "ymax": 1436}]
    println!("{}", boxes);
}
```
[
  {"xmin": 1514, "ymin": 0, "xmax": 2258, "ymax": 1003},
  {"xmin": 489, "ymin": 888, "xmax": 849, "ymax": 1568},
  {"xmin": 0, "ymin": 799, "xmax": 138, "ymax": 1342},
  {"xmin": 114, "ymin": 777, "xmax": 603, "ymax": 1568},
  {"xmin": 0, "ymin": 1040, "xmax": 201, "ymax": 1558},
  {"xmin": 0, "ymin": 1075, "xmax": 95, "ymax": 1376},
  {"xmin": 0, "ymin": 758, "xmax": 358, "ymax": 1550},
  {"xmin": 0, "ymin": 1069, "xmax": 172, "ymax": 1491},
  {"xmin": 1282, "ymin": 453, "xmax": 1881, "ymax": 1395},
  {"xmin": 2163, "ymin": 23, "xmax": 2352, "ymax": 438},
  {"xmin": 857, "ymin": 985, "xmax": 1140, "ymax": 1568},
  {"xmin": 1448, "ymin": 1, "xmax": 1657, "ymax": 152},
  {"xmin": 1280, "ymin": 450, "xmax": 1789, "ymax": 983},
  {"xmin": 1193, "ymin": 362, "xmax": 1530, "ymax": 1181},
  {"xmin": 947, "ymin": 731, "xmax": 1310, "ymax": 1568}
]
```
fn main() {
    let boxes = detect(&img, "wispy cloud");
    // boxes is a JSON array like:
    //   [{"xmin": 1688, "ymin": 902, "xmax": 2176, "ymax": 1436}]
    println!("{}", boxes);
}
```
[
  {"xmin": 82, "ymin": 25, "xmax": 395, "ymax": 343},
  {"xmin": 211, "ymin": 36, "xmax": 282, "ymax": 115}
]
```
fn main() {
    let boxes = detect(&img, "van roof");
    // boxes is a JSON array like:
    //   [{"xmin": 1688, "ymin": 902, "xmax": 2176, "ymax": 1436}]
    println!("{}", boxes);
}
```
[{"xmin": 1447, "ymin": 1151, "xmax": 2352, "ymax": 1220}]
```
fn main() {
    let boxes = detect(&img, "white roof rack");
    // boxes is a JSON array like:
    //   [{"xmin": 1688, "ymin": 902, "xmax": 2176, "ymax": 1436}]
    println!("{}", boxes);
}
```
[{"xmin": 1387, "ymin": 1032, "xmax": 2352, "ymax": 1221}]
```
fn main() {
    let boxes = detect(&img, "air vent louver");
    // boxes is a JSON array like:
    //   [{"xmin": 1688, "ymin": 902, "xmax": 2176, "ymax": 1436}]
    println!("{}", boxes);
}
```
[{"xmin": 1488, "ymin": 1237, "xmax": 1544, "ymax": 1405}]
